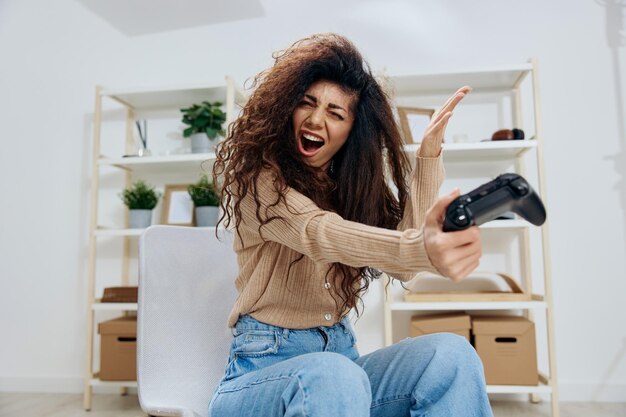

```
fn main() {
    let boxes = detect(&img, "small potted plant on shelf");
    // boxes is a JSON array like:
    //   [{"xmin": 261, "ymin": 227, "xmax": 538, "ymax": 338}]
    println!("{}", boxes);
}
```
[
  {"xmin": 187, "ymin": 175, "xmax": 220, "ymax": 227},
  {"xmin": 180, "ymin": 101, "xmax": 226, "ymax": 153},
  {"xmin": 119, "ymin": 180, "xmax": 161, "ymax": 229}
]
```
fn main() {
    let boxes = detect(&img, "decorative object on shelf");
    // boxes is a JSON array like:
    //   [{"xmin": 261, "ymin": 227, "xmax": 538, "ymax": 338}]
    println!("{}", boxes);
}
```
[
  {"xmin": 491, "ymin": 128, "xmax": 525, "ymax": 140},
  {"xmin": 102, "ymin": 286, "xmax": 138, "ymax": 303},
  {"xmin": 119, "ymin": 180, "xmax": 161, "ymax": 228},
  {"xmin": 403, "ymin": 272, "xmax": 531, "ymax": 302},
  {"xmin": 452, "ymin": 133, "xmax": 470, "ymax": 143},
  {"xmin": 180, "ymin": 101, "xmax": 226, "ymax": 153},
  {"xmin": 161, "ymin": 184, "xmax": 195, "ymax": 226},
  {"xmin": 397, "ymin": 107, "xmax": 435, "ymax": 144},
  {"xmin": 134, "ymin": 119, "xmax": 151, "ymax": 157},
  {"xmin": 187, "ymin": 174, "xmax": 220, "ymax": 227}
]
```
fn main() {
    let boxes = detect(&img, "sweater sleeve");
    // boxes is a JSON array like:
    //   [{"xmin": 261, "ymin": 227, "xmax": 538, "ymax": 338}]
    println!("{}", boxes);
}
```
[
  {"xmin": 383, "ymin": 153, "xmax": 445, "ymax": 280},
  {"xmin": 238, "ymin": 171, "xmax": 439, "ymax": 276},
  {"xmin": 398, "ymin": 154, "xmax": 445, "ymax": 231}
]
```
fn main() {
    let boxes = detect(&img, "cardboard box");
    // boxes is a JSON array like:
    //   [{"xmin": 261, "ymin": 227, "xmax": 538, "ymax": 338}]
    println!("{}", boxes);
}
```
[
  {"xmin": 98, "ymin": 316, "xmax": 137, "ymax": 381},
  {"xmin": 472, "ymin": 316, "xmax": 538, "ymax": 385},
  {"xmin": 410, "ymin": 313, "xmax": 472, "ymax": 341}
]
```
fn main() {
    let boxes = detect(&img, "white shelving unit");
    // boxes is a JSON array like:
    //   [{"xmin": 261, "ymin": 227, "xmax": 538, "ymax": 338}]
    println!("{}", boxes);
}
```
[
  {"xmin": 384, "ymin": 60, "xmax": 560, "ymax": 417},
  {"xmin": 84, "ymin": 78, "xmax": 246, "ymax": 410},
  {"xmin": 84, "ymin": 63, "xmax": 557, "ymax": 414}
]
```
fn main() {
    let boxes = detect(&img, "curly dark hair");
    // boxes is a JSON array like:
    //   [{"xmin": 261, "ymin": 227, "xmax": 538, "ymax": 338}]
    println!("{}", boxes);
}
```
[{"xmin": 213, "ymin": 33, "xmax": 411, "ymax": 317}]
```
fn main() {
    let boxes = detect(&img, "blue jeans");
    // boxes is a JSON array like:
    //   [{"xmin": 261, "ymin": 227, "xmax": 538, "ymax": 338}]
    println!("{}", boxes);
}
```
[{"xmin": 209, "ymin": 315, "xmax": 493, "ymax": 417}]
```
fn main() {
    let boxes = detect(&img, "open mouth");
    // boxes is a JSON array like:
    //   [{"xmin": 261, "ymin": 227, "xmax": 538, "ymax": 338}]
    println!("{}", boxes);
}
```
[{"xmin": 298, "ymin": 131, "xmax": 325, "ymax": 156}]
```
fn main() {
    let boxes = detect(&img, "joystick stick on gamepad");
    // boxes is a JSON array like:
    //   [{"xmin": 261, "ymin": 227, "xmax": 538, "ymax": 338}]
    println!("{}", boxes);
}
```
[{"xmin": 442, "ymin": 173, "xmax": 546, "ymax": 232}]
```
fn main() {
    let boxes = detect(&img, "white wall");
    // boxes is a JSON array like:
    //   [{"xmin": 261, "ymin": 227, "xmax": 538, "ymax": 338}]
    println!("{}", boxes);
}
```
[{"xmin": 1, "ymin": 0, "xmax": 625, "ymax": 402}]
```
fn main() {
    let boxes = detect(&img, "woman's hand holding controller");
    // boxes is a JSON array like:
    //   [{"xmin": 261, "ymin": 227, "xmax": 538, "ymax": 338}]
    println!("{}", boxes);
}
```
[{"xmin": 423, "ymin": 188, "xmax": 482, "ymax": 282}]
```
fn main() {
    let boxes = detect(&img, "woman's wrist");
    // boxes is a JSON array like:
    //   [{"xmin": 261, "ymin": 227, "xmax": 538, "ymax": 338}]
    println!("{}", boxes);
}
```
[{"xmin": 417, "ymin": 144, "xmax": 442, "ymax": 158}]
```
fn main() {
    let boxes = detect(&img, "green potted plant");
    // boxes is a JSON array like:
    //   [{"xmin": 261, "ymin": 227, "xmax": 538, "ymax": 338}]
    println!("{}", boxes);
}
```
[
  {"xmin": 119, "ymin": 180, "xmax": 161, "ymax": 228},
  {"xmin": 180, "ymin": 101, "xmax": 226, "ymax": 153},
  {"xmin": 187, "ymin": 175, "xmax": 220, "ymax": 227}
]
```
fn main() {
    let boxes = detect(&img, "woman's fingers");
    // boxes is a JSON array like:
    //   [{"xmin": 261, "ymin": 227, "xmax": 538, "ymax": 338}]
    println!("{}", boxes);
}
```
[
  {"xmin": 432, "ymin": 86, "xmax": 472, "ymax": 120},
  {"xmin": 442, "ymin": 237, "xmax": 482, "ymax": 282},
  {"xmin": 447, "ymin": 238, "xmax": 482, "ymax": 265},
  {"xmin": 425, "ymin": 111, "xmax": 453, "ymax": 138},
  {"xmin": 442, "ymin": 228, "xmax": 481, "ymax": 251},
  {"xmin": 426, "ymin": 189, "xmax": 461, "ymax": 227},
  {"xmin": 418, "ymin": 86, "xmax": 471, "ymax": 157}
]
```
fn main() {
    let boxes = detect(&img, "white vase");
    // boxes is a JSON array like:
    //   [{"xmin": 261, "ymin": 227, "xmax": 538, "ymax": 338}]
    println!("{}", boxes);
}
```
[
  {"xmin": 129, "ymin": 209, "xmax": 152, "ymax": 229},
  {"xmin": 195, "ymin": 206, "xmax": 219, "ymax": 227},
  {"xmin": 190, "ymin": 133, "xmax": 217, "ymax": 154}
]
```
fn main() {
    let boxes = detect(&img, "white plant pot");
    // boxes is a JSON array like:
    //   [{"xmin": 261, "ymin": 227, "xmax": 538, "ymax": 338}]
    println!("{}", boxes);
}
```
[
  {"xmin": 195, "ymin": 206, "xmax": 219, "ymax": 227},
  {"xmin": 129, "ymin": 209, "xmax": 152, "ymax": 229},
  {"xmin": 190, "ymin": 133, "xmax": 217, "ymax": 154}
]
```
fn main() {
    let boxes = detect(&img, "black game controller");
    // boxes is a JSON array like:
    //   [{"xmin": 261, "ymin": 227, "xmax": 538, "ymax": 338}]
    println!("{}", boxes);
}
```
[{"xmin": 442, "ymin": 173, "xmax": 546, "ymax": 232}]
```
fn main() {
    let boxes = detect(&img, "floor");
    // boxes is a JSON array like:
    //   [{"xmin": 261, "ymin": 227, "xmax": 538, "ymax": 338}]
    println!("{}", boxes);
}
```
[{"xmin": 0, "ymin": 393, "xmax": 625, "ymax": 417}]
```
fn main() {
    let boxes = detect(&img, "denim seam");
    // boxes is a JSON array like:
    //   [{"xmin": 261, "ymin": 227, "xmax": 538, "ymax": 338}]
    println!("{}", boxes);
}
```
[
  {"xmin": 371, "ymin": 394, "xmax": 412, "ymax": 408},
  {"xmin": 217, "ymin": 372, "xmax": 298, "ymax": 394},
  {"xmin": 295, "ymin": 372, "xmax": 309, "ymax": 417}
]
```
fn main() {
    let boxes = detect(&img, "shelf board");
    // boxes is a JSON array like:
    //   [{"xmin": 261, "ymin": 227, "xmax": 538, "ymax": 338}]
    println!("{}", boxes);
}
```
[
  {"xmin": 390, "ymin": 300, "xmax": 547, "ymax": 311},
  {"xmin": 98, "ymin": 152, "xmax": 215, "ymax": 174},
  {"xmin": 404, "ymin": 140, "xmax": 537, "ymax": 162},
  {"xmin": 90, "ymin": 378, "xmax": 137, "ymax": 388},
  {"xmin": 101, "ymin": 83, "xmax": 230, "ymax": 110},
  {"xmin": 486, "ymin": 383, "xmax": 551, "ymax": 394},
  {"xmin": 94, "ymin": 228, "xmax": 144, "ymax": 237},
  {"xmin": 480, "ymin": 219, "xmax": 530, "ymax": 229},
  {"xmin": 92, "ymin": 301, "xmax": 137, "ymax": 311},
  {"xmin": 95, "ymin": 226, "xmax": 218, "ymax": 237},
  {"xmin": 390, "ymin": 64, "xmax": 533, "ymax": 96}
]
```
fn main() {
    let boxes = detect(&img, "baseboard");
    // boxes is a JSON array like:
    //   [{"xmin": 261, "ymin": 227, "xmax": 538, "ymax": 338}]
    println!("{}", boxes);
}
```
[
  {"xmin": 489, "ymin": 382, "xmax": 626, "ymax": 403},
  {"xmin": 559, "ymin": 381, "xmax": 626, "ymax": 402},
  {"xmin": 0, "ymin": 377, "xmax": 84, "ymax": 393},
  {"xmin": 0, "ymin": 377, "xmax": 136, "ymax": 395},
  {"xmin": 1, "ymin": 377, "xmax": 624, "ymax": 402}
]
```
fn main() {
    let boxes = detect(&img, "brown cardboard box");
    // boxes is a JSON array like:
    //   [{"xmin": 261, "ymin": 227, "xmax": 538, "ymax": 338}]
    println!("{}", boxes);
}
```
[
  {"xmin": 98, "ymin": 316, "xmax": 137, "ymax": 381},
  {"xmin": 410, "ymin": 313, "xmax": 471, "ymax": 341},
  {"xmin": 472, "ymin": 316, "xmax": 538, "ymax": 385}
]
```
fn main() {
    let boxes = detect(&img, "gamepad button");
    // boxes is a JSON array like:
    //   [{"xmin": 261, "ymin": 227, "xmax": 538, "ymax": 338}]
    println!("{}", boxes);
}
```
[
  {"xmin": 455, "ymin": 208, "xmax": 470, "ymax": 226},
  {"xmin": 511, "ymin": 179, "xmax": 529, "ymax": 196}
]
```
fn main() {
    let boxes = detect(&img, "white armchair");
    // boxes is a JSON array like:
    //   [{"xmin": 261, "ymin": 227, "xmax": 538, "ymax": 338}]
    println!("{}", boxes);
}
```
[{"xmin": 137, "ymin": 226, "xmax": 238, "ymax": 417}]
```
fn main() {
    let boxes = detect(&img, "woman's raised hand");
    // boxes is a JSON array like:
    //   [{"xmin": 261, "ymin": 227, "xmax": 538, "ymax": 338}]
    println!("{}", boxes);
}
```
[
  {"xmin": 418, "ymin": 86, "xmax": 472, "ymax": 158},
  {"xmin": 423, "ymin": 188, "xmax": 482, "ymax": 282}
]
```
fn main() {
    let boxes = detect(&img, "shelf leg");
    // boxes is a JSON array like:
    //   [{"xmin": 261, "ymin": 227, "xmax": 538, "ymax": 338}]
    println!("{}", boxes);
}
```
[
  {"xmin": 83, "ymin": 382, "xmax": 92, "ymax": 411},
  {"xmin": 383, "ymin": 275, "xmax": 393, "ymax": 346},
  {"xmin": 530, "ymin": 57, "xmax": 560, "ymax": 417},
  {"xmin": 551, "ymin": 390, "xmax": 560, "ymax": 417}
]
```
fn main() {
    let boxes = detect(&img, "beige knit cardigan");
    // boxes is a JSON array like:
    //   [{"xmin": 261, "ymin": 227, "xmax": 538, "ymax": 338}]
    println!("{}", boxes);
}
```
[{"xmin": 227, "ymin": 154, "xmax": 444, "ymax": 329}]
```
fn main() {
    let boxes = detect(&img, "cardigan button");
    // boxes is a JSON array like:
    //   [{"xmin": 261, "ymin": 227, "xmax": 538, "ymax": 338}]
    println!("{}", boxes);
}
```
[
  {"xmin": 324, "ymin": 313, "xmax": 332, "ymax": 321},
  {"xmin": 324, "ymin": 282, "xmax": 331, "ymax": 290}
]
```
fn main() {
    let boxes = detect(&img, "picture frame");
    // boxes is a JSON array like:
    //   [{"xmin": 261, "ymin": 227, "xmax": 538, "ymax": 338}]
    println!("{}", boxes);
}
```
[
  {"xmin": 161, "ymin": 184, "xmax": 195, "ymax": 226},
  {"xmin": 397, "ymin": 107, "xmax": 435, "ymax": 144}
]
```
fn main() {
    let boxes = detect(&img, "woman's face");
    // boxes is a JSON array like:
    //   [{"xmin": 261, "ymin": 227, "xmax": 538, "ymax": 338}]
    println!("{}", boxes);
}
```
[{"xmin": 292, "ymin": 80, "xmax": 355, "ymax": 170}]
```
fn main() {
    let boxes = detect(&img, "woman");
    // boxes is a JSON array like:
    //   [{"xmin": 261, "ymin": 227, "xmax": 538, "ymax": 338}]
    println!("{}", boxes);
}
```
[{"xmin": 210, "ymin": 33, "xmax": 492, "ymax": 417}]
